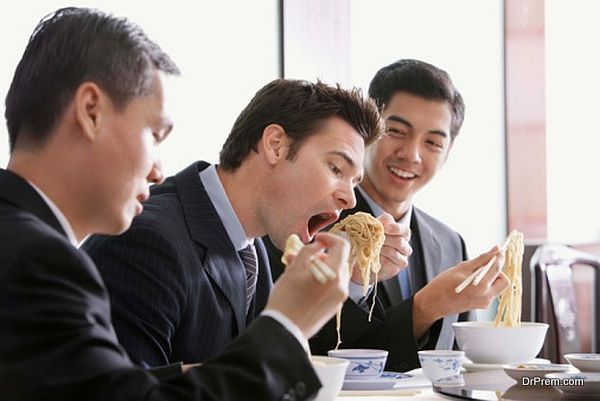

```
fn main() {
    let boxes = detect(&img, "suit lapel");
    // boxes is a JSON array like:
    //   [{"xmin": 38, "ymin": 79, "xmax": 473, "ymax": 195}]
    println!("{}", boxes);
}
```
[
  {"xmin": 412, "ymin": 208, "xmax": 441, "ymax": 284},
  {"xmin": 413, "ymin": 207, "xmax": 458, "ymax": 349},
  {"xmin": 174, "ymin": 162, "xmax": 247, "ymax": 333},
  {"xmin": 0, "ymin": 169, "xmax": 67, "ymax": 238}
]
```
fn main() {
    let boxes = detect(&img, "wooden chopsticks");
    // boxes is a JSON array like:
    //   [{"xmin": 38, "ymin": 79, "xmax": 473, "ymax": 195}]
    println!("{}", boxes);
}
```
[
  {"xmin": 454, "ymin": 236, "xmax": 511, "ymax": 294},
  {"xmin": 282, "ymin": 234, "xmax": 337, "ymax": 283}
]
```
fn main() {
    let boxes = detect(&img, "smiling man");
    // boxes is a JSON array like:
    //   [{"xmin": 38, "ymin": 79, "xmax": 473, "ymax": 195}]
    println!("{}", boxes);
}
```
[
  {"xmin": 322, "ymin": 59, "xmax": 509, "ymax": 371},
  {"xmin": 82, "ymin": 79, "xmax": 384, "ymax": 367}
]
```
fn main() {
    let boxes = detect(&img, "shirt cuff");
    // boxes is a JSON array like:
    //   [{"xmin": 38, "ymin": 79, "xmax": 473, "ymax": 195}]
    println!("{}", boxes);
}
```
[
  {"xmin": 348, "ymin": 280, "xmax": 373, "ymax": 306},
  {"xmin": 261, "ymin": 309, "xmax": 310, "ymax": 353}
]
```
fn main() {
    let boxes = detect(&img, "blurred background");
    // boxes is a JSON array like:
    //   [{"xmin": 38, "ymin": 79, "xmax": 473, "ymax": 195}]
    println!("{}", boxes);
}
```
[{"xmin": 1, "ymin": 0, "xmax": 598, "ymax": 323}]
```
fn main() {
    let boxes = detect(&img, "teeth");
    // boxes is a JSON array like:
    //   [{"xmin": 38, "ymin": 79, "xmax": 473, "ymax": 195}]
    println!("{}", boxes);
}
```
[{"xmin": 389, "ymin": 166, "xmax": 416, "ymax": 179}]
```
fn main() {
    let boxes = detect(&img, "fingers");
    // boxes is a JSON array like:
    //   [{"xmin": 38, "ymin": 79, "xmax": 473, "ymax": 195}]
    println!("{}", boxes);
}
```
[
  {"xmin": 314, "ymin": 233, "xmax": 350, "ymax": 264},
  {"xmin": 378, "ymin": 213, "xmax": 411, "ymax": 240},
  {"xmin": 490, "ymin": 271, "xmax": 510, "ymax": 295},
  {"xmin": 462, "ymin": 245, "xmax": 501, "ymax": 274},
  {"xmin": 288, "ymin": 241, "xmax": 325, "ymax": 270}
]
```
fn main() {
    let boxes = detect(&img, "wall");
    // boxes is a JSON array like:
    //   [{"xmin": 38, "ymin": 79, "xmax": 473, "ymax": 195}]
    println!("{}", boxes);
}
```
[
  {"xmin": 0, "ymin": 0, "xmax": 280, "ymax": 176},
  {"xmin": 545, "ymin": 0, "xmax": 600, "ymax": 244},
  {"xmin": 350, "ymin": 0, "xmax": 506, "ymax": 258}
]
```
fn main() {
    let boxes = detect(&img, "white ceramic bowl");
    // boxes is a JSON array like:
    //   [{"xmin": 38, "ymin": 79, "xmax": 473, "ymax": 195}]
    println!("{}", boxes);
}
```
[
  {"xmin": 327, "ymin": 349, "xmax": 388, "ymax": 379},
  {"xmin": 452, "ymin": 322, "xmax": 548, "ymax": 364},
  {"xmin": 311, "ymin": 356, "xmax": 349, "ymax": 401},
  {"xmin": 418, "ymin": 350, "xmax": 465, "ymax": 382},
  {"xmin": 545, "ymin": 372, "xmax": 600, "ymax": 397},
  {"xmin": 564, "ymin": 353, "xmax": 600, "ymax": 372}
]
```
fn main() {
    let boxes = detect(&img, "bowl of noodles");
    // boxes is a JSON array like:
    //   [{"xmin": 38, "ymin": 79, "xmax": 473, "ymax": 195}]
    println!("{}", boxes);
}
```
[
  {"xmin": 452, "ymin": 321, "xmax": 548, "ymax": 364},
  {"xmin": 453, "ymin": 230, "xmax": 548, "ymax": 364}
]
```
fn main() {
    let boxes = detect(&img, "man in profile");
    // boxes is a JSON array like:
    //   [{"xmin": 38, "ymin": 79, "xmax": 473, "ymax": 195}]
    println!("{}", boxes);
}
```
[{"xmin": 0, "ymin": 7, "xmax": 350, "ymax": 401}]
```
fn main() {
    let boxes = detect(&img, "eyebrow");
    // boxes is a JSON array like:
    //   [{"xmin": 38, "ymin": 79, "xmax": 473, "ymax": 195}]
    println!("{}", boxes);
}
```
[
  {"xmin": 328, "ymin": 150, "xmax": 363, "ymax": 183},
  {"xmin": 386, "ymin": 114, "xmax": 448, "ymax": 138}
]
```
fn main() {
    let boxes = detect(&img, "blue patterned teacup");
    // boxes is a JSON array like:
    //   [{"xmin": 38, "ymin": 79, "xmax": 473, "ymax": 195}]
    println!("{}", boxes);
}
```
[
  {"xmin": 328, "ymin": 349, "xmax": 388, "ymax": 380},
  {"xmin": 418, "ymin": 350, "xmax": 465, "ymax": 382}
]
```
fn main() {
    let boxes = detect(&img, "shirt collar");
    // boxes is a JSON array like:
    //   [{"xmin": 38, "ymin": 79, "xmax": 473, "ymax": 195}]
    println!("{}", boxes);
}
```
[
  {"xmin": 356, "ymin": 184, "xmax": 413, "ymax": 225},
  {"xmin": 27, "ymin": 180, "xmax": 79, "ymax": 247},
  {"xmin": 199, "ymin": 164, "xmax": 253, "ymax": 251}
]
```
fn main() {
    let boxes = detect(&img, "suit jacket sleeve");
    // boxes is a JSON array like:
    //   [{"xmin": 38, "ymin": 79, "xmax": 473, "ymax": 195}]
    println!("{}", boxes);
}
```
[
  {"xmin": 0, "ymin": 230, "xmax": 320, "ymax": 401},
  {"xmin": 83, "ymin": 222, "xmax": 189, "ymax": 367}
]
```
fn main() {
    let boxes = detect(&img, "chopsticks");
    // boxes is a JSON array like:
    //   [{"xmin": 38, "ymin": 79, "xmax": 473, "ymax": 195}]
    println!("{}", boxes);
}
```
[
  {"xmin": 454, "ymin": 236, "xmax": 511, "ymax": 294},
  {"xmin": 282, "ymin": 234, "xmax": 337, "ymax": 283}
]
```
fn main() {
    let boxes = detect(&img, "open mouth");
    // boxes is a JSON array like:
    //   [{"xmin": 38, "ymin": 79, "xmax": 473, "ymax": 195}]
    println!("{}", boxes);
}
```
[
  {"xmin": 307, "ymin": 211, "xmax": 339, "ymax": 239},
  {"xmin": 388, "ymin": 166, "xmax": 417, "ymax": 180}
]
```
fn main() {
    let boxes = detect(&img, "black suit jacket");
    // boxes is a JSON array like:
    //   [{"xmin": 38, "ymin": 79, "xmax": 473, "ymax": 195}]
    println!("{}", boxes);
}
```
[
  {"xmin": 267, "ymin": 189, "xmax": 473, "ymax": 371},
  {"xmin": 83, "ymin": 162, "xmax": 272, "ymax": 366},
  {"xmin": 0, "ymin": 168, "xmax": 319, "ymax": 401}
]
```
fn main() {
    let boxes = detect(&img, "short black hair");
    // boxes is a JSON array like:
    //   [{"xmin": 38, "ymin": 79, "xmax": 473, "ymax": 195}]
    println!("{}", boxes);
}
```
[
  {"xmin": 5, "ymin": 7, "xmax": 180, "ymax": 151},
  {"xmin": 368, "ymin": 59, "xmax": 465, "ymax": 140},
  {"xmin": 219, "ymin": 79, "xmax": 384, "ymax": 171}
]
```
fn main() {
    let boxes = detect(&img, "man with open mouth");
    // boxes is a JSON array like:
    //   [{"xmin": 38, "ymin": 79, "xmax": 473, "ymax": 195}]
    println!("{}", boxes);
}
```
[{"xmin": 82, "ymin": 79, "xmax": 387, "ymax": 375}]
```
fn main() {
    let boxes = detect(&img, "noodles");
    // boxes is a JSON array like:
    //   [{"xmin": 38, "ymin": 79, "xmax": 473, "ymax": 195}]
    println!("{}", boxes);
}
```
[
  {"xmin": 329, "ymin": 212, "xmax": 385, "ymax": 347},
  {"xmin": 330, "ymin": 212, "xmax": 385, "ymax": 296},
  {"xmin": 494, "ymin": 229, "xmax": 524, "ymax": 328}
]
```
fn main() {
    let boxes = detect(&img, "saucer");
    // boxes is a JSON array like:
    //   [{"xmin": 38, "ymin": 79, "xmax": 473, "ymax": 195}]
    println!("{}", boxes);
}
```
[
  {"xmin": 463, "ymin": 358, "xmax": 550, "ymax": 372},
  {"xmin": 342, "ymin": 371, "xmax": 411, "ymax": 390},
  {"xmin": 503, "ymin": 363, "xmax": 571, "ymax": 382},
  {"xmin": 564, "ymin": 353, "xmax": 600, "ymax": 372},
  {"xmin": 434, "ymin": 374, "xmax": 465, "ymax": 387}
]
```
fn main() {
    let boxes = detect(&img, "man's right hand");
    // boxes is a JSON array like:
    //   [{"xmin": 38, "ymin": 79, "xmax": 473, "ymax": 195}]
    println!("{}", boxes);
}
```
[
  {"xmin": 266, "ymin": 232, "xmax": 351, "ymax": 339},
  {"xmin": 412, "ymin": 246, "xmax": 510, "ymax": 339}
]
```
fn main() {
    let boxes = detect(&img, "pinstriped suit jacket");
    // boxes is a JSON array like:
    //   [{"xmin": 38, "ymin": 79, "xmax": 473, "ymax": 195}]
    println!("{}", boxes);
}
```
[
  {"xmin": 83, "ymin": 161, "xmax": 273, "ymax": 367},
  {"xmin": 0, "ymin": 168, "xmax": 320, "ymax": 401}
]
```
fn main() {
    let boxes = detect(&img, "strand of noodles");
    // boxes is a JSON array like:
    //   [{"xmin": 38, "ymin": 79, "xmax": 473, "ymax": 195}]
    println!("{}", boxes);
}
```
[
  {"xmin": 494, "ymin": 230, "xmax": 524, "ymax": 328},
  {"xmin": 330, "ymin": 212, "xmax": 385, "ymax": 348}
]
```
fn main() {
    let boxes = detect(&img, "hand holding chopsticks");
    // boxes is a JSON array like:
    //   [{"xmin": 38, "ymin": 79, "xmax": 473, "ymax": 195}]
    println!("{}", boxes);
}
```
[
  {"xmin": 281, "ymin": 234, "xmax": 337, "ymax": 283},
  {"xmin": 454, "ymin": 236, "xmax": 511, "ymax": 294}
]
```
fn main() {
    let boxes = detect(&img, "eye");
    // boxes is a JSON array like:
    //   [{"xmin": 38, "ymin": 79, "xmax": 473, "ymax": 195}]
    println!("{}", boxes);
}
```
[
  {"xmin": 386, "ymin": 127, "xmax": 405, "ymax": 138},
  {"xmin": 426, "ymin": 139, "xmax": 444, "ymax": 150},
  {"xmin": 329, "ymin": 162, "xmax": 342, "ymax": 176}
]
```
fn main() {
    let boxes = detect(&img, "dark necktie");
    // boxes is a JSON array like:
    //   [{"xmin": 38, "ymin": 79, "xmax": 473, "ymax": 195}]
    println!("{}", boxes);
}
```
[{"xmin": 239, "ymin": 244, "xmax": 258, "ymax": 315}]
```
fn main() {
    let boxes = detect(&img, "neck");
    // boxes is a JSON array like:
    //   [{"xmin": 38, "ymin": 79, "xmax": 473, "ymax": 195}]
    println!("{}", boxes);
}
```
[
  {"xmin": 359, "ymin": 176, "xmax": 411, "ymax": 221},
  {"xmin": 216, "ymin": 161, "xmax": 265, "ymax": 238},
  {"xmin": 8, "ymin": 151, "xmax": 89, "ymax": 242}
]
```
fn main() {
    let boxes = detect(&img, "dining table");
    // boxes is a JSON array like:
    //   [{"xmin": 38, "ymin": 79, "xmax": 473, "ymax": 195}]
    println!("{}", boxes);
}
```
[{"xmin": 333, "ymin": 368, "xmax": 582, "ymax": 400}]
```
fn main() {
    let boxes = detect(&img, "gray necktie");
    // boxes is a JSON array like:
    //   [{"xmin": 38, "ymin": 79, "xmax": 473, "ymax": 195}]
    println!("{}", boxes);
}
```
[{"xmin": 239, "ymin": 244, "xmax": 258, "ymax": 315}]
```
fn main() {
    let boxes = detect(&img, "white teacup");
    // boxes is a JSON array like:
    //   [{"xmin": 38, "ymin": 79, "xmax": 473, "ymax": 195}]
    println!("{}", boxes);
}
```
[
  {"xmin": 311, "ymin": 356, "xmax": 349, "ymax": 401},
  {"xmin": 327, "ymin": 349, "xmax": 388, "ymax": 380},
  {"xmin": 418, "ymin": 350, "xmax": 465, "ymax": 382}
]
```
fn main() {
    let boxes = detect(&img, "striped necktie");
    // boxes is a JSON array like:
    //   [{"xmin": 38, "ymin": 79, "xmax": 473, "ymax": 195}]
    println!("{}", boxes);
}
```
[{"xmin": 239, "ymin": 244, "xmax": 258, "ymax": 315}]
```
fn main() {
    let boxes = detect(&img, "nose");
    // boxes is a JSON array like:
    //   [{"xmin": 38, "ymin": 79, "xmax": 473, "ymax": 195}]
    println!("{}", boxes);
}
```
[
  {"xmin": 147, "ymin": 159, "xmax": 165, "ymax": 185},
  {"xmin": 396, "ymin": 137, "xmax": 422, "ymax": 164},
  {"xmin": 334, "ymin": 180, "xmax": 357, "ymax": 210}
]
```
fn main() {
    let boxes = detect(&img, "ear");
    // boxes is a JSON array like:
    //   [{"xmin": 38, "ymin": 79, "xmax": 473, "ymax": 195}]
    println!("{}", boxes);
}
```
[
  {"xmin": 74, "ymin": 82, "xmax": 106, "ymax": 142},
  {"xmin": 259, "ymin": 124, "xmax": 289, "ymax": 166}
]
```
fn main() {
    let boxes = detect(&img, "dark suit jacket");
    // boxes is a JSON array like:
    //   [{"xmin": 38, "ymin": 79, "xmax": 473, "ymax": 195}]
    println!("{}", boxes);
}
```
[
  {"xmin": 267, "ymin": 189, "xmax": 474, "ymax": 372},
  {"xmin": 83, "ymin": 161, "xmax": 273, "ymax": 367},
  {"xmin": 0, "ymin": 168, "xmax": 319, "ymax": 401}
]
